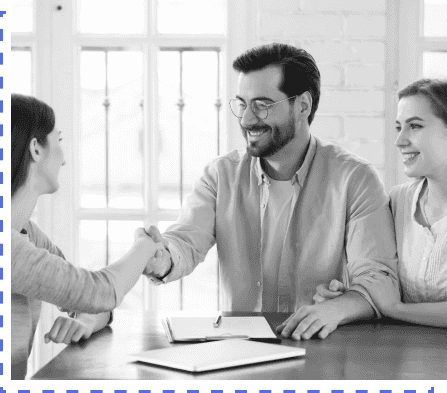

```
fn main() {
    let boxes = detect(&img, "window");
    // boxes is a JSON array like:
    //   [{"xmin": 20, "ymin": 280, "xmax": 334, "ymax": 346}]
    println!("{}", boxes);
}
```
[
  {"xmin": 70, "ymin": 1, "xmax": 227, "ymax": 311},
  {"xmin": 12, "ymin": 0, "xmax": 251, "ymax": 375},
  {"xmin": 422, "ymin": 0, "xmax": 447, "ymax": 78}
]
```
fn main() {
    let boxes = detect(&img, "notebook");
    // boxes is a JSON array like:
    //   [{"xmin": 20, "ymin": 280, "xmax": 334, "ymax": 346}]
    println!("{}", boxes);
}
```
[
  {"xmin": 162, "ymin": 316, "xmax": 280, "ymax": 342},
  {"xmin": 132, "ymin": 338, "xmax": 305, "ymax": 372}
]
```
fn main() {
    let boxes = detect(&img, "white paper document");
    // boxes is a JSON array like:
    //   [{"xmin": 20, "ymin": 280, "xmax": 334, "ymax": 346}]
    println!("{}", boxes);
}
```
[{"xmin": 164, "ymin": 316, "xmax": 278, "ymax": 341}]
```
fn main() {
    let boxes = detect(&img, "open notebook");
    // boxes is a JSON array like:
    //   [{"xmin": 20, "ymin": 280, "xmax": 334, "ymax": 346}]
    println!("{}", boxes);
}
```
[
  {"xmin": 132, "ymin": 338, "xmax": 305, "ymax": 372},
  {"xmin": 162, "ymin": 316, "xmax": 280, "ymax": 342}
]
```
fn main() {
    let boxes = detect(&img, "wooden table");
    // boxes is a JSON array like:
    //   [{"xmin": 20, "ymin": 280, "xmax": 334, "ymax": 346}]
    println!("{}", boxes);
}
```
[{"xmin": 32, "ymin": 311, "xmax": 447, "ymax": 380}]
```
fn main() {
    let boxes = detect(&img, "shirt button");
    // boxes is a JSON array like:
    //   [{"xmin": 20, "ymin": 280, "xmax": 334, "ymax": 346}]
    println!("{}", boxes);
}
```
[
  {"xmin": 257, "ymin": 281, "xmax": 261, "ymax": 287},
  {"xmin": 262, "ymin": 204, "xmax": 266, "ymax": 209}
]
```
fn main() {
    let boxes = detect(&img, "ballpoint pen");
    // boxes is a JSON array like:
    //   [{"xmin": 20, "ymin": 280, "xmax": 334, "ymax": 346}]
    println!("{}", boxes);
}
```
[{"xmin": 213, "ymin": 315, "xmax": 222, "ymax": 328}]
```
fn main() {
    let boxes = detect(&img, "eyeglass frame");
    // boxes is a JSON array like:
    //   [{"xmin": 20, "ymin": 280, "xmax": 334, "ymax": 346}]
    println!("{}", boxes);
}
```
[{"xmin": 229, "ymin": 94, "xmax": 299, "ymax": 120}]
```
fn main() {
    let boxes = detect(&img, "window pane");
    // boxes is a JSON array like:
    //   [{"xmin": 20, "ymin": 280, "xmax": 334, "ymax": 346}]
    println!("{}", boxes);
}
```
[
  {"xmin": 11, "ymin": 48, "xmax": 32, "ymax": 95},
  {"xmin": 80, "ymin": 49, "xmax": 144, "ymax": 209},
  {"xmin": 80, "ymin": 50, "xmax": 107, "ymax": 208},
  {"xmin": 424, "ymin": 0, "xmax": 447, "ymax": 37},
  {"xmin": 107, "ymin": 51, "xmax": 144, "ymax": 209},
  {"xmin": 182, "ymin": 51, "xmax": 220, "ymax": 197},
  {"xmin": 109, "ymin": 221, "xmax": 144, "ymax": 310},
  {"xmin": 157, "ymin": 0, "xmax": 226, "ymax": 34},
  {"xmin": 423, "ymin": 52, "xmax": 447, "ymax": 78},
  {"xmin": 79, "ymin": 0, "xmax": 144, "ymax": 34},
  {"xmin": 158, "ymin": 51, "xmax": 181, "ymax": 209},
  {"xmin": 12, "ymin": 0, "xmax": 33, "ymax": 33},
  {"xmin": 79, "ymin": 220, "xmax": 107, "ymax": 270},
  {"xmin": 157, "ymin": 50, "xmax": 221, "ymax": 209}
]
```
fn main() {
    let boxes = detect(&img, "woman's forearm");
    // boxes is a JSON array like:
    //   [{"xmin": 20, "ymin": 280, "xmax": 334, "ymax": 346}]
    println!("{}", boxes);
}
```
[
  {"xmin": 391, "ymin": 302, "xmax": 447, "ymax": 327},
  {"xmin": 104, "ymin": 238, "xmax": 164, "ymax": 306}
]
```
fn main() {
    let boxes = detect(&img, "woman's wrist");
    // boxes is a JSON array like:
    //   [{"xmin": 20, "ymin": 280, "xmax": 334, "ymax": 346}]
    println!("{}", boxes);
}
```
[{"xmin": 383, "ymin": 301, "xmax": 404, "ymax": 318}]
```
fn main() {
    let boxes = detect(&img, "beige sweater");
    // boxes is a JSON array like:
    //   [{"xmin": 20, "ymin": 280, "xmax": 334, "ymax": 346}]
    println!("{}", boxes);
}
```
[{"xmin": 11, "ymin": 221, "xmax": 120, "ymax": 379}]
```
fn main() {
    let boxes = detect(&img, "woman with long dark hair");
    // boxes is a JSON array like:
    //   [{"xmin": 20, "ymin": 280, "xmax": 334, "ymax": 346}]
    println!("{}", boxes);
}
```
[{"xmin": 11, "ymin": 94, "xmax": 169, "ymax": 379}]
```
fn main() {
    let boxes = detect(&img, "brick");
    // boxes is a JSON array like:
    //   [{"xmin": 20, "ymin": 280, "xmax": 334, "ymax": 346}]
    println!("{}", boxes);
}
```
[
  {"xmin": 343, "ymin": 139, "xmax": 385, "ymax": 166},
  {"xmin": 345, "ymin": 64, "xmax": 385, "ymax": 88},
  {"xmin": 303, "ymin": 41, "xmax": 385, "ymax": 65},
  {"xmin": 320, "ymin": 64, "xmax": 343, "ymax": 86},
  {"xmin": 351, "ymin": 41, "xmax": 386, "ymax": 63},
  {"xmin": 301, "ymin": 0, "xmax": 386, "ymax": 12},
  {"xmin": 346, "ymin": 15, "xmax": 386, "ymax": 38},
  {"xmin": 311, "ymin": 116, "xmax": 344, "ymax": 141},
  {"xmin": 258, "ymin": 0, "xmax": 300, "ymax": 12},
  {"xmin": 345, "ymin": 117, "xmax": 385, "ymax": 140},
  {"xmin": 259, "ymin": 14, "xmax": 343, "ymax": 39},
  {"xmin": 318, "ymin": 90, "xmax": 384, "ymax": 114}
]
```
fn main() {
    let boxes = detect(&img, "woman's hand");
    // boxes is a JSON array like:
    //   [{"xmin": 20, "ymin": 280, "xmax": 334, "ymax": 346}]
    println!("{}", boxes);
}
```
[
  {"xmin": 357, "ymin": 273, "xmax": 401, "ymax": 316},
  {"xmin": 313, "ymin": 279, "xmax": 346, "ymax": 304},
  {"xmin": 44, "ymin": 316, "xmax": 93, "ymax": 344},
  {"xmin": 134, "ymin": 226, "xmax": 170, "ymax": 277}
]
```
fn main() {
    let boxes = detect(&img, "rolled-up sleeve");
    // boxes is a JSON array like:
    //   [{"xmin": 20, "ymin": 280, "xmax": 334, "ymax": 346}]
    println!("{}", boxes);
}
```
[
  {"xmin": 344, "ymin": 165, "xmax": 399, "ymax": 317},
  {"xmin": 156, "ymin": 162, "xmax": 218, "ymax": 284}
]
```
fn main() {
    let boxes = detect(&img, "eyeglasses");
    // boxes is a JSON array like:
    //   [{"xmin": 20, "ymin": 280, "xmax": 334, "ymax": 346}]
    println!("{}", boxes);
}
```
[{"xmin": 229, "ymin": 95, "xmax": 298, "ymax": 120}]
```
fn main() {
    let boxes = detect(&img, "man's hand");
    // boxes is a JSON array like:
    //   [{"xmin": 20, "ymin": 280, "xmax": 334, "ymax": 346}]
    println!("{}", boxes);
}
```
[
  {"xmin": 44, "ymin": 316, "xmax": 93, "ymax": 344},
  {"xmin": 276, "ymin": 302, "xmax": 344, "ymax": 340},
  {"xmin": 143, "ymin": 225, "xmax": 172, "ymax": 278},
  {"xmin": 313, "ymin": 279, "xmax": 346, "ymax": 304},
  {"xmin": 355, "ymin": 273, "xmax": 401, "ymax": 317}
]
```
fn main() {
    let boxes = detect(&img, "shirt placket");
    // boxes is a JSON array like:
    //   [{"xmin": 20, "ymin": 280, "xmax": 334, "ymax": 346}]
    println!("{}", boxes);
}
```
[
  {"xmin": 277, "ymin": 180, "xmax": 301, "ymax": 312},
  {"xmin": 258, "ymin": 180, "xmax": 270, "ymax": 304}
]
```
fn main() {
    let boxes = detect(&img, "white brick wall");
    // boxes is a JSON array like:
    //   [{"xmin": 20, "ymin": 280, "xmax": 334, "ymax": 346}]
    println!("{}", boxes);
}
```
[{"xmin": 255, "ymin": 0, "xmax": 394, "ymax": 183}]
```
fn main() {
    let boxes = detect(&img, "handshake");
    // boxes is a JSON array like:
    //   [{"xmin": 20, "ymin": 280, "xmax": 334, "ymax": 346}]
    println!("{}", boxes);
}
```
[{"xmin": 135, "ymin": 225, "xmax": 173, "ymax": 279}]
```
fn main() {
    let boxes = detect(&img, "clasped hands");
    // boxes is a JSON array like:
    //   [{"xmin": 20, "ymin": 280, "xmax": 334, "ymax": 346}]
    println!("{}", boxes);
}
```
[{"xmin": 135, "ymin": 225, "xmax": 172, "ymax": 278}]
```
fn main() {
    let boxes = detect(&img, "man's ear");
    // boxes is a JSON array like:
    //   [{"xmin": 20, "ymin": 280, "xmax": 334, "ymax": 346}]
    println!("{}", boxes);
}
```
[
  {"xmin": 29, "ymin": 138, "xmax": 44, "ymax": 163},
  {"xmin": 297, "ymin": 91, "xmax": 312, "ymax": 119}
]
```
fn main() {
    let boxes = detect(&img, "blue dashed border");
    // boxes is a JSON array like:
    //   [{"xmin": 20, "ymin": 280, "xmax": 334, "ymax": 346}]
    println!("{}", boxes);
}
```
[{"xmin": 0, "ymin": 0, "xmax": 447, "ymax": 393}]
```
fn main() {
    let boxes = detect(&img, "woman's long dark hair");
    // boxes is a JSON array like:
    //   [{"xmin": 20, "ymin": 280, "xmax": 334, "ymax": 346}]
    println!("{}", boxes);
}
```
[{"xmin": 11, "ymin": 94, "xmax": 55, "ymax": 196}]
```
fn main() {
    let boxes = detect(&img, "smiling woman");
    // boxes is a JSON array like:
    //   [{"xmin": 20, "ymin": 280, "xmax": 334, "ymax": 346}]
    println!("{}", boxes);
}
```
[
  {"xmin": 10, "ymin": 94, "xmax": 168, "ymax": 379},
  {"xmin": 316, "ymin": 79, "xmax": 447, "ymax": 328}
]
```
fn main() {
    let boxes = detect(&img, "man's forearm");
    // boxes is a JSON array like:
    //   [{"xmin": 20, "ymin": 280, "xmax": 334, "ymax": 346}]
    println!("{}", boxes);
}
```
[
  {"xmin": 328, "ymin": 290, "xmax": 375, "ymax": 325},
  {"xmin": 76, "ymin": 312, "xmax": 111, "ymax": 334}
]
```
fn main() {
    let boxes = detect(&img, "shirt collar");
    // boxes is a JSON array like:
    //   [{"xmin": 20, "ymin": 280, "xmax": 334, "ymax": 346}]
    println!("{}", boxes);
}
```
[
  {"xmin": 255, "ymin": 135, "xmax": 317, "ymax": 187},
  {"xmin": 411, "ymin": 177, "xmax": 428, "ymax": 222}
]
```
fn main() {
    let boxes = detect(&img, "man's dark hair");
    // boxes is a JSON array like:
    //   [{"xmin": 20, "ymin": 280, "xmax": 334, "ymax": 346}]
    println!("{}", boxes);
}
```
[
  {"xmin": 232, "ymin": 43, "xmax": 321, "ymax": 125},
  {"xmin": 12, "ymin": 94, "xmax": 56, "ymax": 196}
]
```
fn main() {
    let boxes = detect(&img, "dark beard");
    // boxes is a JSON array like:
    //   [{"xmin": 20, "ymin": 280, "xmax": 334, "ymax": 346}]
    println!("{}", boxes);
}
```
[{"xmin": 243, "ymin": 119, "xmax": 295, "ymax": 158}]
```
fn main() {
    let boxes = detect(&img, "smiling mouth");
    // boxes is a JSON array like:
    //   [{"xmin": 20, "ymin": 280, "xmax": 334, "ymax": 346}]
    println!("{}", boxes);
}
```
[
  {"xmin": 402, "ymin": 152, "xmax": 419, "ymax": 163},
  {"xmin": 246, "ymin": 128, "xmax": 270, "ymax": 137}
]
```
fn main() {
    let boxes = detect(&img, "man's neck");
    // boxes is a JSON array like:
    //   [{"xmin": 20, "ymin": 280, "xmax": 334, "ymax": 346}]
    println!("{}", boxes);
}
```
[
  {"xmin": 12, "ymin": 185, "xmax": 39, "ymax": 232},
  {"xmin": 262, "ymin": 134, "xmax": 311, "ymax": 181}
]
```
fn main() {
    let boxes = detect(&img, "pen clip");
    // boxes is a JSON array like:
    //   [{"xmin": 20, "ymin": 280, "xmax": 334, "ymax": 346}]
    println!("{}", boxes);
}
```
[{"xmin": 205, "ymin": 334, "xmax": 250, "ymax": 341}]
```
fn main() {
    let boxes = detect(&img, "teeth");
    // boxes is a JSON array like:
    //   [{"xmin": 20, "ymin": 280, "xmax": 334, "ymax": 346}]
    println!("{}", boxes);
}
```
[
  {"xmin": 249, "ymin": 130, "xmax": 267, "ymax": 136},
  {"xmin": 403, "ymin": 153, "xmax": 419, "ymax": 161}
]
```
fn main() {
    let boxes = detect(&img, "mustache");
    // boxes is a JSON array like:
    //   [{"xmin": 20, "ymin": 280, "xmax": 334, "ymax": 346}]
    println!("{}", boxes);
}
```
[{"xmin": 242, "ymin": 125, "xmax": 271, "ymax": 133}]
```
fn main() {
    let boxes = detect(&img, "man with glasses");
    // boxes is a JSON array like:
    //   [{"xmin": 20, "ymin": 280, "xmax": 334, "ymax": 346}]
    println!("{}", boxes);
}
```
[{"xmin": 146, "ymin": 43, "xmax": 398, "ymax": 340}]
